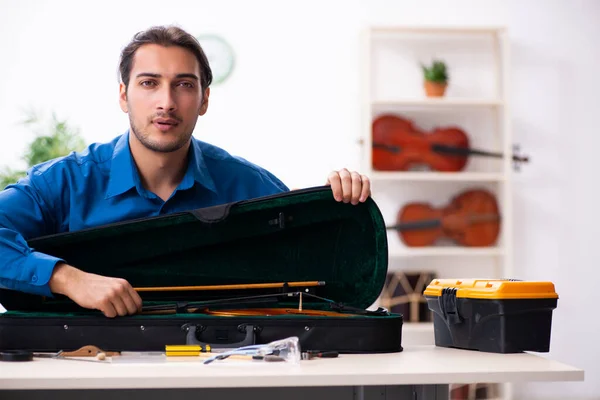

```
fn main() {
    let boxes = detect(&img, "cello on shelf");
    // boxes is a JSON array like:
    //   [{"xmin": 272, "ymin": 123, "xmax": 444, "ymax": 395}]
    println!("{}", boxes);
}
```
[
  {"xmin": 386, "ymin": 189, "xmax": 501, "ymax": 247},
  {"xmin": 371, "ymin": 114, "xmax": 529, "ymax": 172}
]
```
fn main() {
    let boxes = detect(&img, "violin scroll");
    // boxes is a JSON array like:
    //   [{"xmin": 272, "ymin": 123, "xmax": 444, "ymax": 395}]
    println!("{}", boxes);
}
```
[{"xmin": 512, "ymin": 144, "xmax": 530, "ymax": 172}]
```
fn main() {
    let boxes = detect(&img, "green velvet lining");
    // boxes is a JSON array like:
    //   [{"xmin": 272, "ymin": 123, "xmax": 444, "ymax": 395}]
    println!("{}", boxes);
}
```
[{"xmin": 2, "ymin": 186, "xmax": 388, "ymax": 317}]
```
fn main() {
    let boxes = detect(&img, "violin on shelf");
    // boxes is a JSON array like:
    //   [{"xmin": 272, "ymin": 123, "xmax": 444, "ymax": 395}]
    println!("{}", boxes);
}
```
[
  {"xmin": 386, "ymin": 189, "xmax": 501, "ymax": 247},
  {"xmin": 371, "ymin": 114, "xmax": 530, "ymax": 172}
]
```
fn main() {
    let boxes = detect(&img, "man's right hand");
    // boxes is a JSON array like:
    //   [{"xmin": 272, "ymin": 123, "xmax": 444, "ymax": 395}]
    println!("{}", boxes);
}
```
[{"xmin": 49, "ymin": 263, "xmax": 143, "ymax": 318}]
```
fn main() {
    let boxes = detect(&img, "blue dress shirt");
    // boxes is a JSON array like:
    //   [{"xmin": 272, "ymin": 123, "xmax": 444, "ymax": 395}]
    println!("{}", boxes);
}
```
[{"xmin": 0, "ymin": 131, "xmax": 289, "ymax": 298}]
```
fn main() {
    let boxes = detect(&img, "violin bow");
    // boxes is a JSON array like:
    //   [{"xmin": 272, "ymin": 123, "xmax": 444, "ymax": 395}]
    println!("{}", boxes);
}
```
[{"xmin": 134, "ymin": 280, "xmax": 325, "ymax": 293}]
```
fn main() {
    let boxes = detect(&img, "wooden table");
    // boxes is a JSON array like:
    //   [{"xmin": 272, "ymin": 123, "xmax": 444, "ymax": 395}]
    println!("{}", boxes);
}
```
[{"xmin": 0, "ymin": 345, "xmax": 584, "ymax": 400}]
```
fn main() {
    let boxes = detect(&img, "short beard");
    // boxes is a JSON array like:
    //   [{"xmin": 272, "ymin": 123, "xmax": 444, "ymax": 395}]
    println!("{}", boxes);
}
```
[{"xmin": 129, "ymin": 112, "xmax": 193, "ymax": 154}]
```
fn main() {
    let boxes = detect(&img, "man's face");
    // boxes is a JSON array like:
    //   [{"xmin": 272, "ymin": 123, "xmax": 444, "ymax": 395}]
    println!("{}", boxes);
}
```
[{"xmin": 119, "ymin": 44, "xmax": 209, "ymax": 153}]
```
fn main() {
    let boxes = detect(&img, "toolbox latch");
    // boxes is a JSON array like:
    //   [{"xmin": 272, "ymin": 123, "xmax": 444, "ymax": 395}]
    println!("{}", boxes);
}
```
[{"xmin": 439, "ymin": 288, "xmax": 462, "ymax": 325}]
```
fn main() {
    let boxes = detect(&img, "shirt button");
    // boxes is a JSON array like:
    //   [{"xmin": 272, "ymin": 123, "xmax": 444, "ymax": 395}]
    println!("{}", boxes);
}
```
[{"xmin": 31, "ymin": 275, "xmax": 38, "ymax": 282}]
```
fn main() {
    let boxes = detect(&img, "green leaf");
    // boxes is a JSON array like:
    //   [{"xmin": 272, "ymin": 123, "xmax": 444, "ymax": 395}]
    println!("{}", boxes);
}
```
[
  {"xmin": 421, "ymin": 59, "xmax": 449, "ymax": 83},
  {"xmin": 0, "ymin": 108, "xmax": 86, "ymax": 191},
  {"xmin": 0, "ymin": 167, "xmax": 26, "ymax": 190},
  {"xmin": 21, "ymin": 111, "xmax": 86, "ymax": 167}
]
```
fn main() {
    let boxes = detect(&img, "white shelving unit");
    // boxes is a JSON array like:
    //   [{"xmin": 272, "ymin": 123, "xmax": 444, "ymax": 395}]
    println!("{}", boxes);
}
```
[
  {"xmin": 372, "ymin": 98, "xmax": 504, "ymax": 107},
  {"xmin": 389, "ymin": 246, "xmax": 505, "ymax": 258},
  {"xmin": 369, "ymin": 171, "xmax": 505, "ymax": 182},
  {"xmin": 361, "ymin": 26, "xmax": 515, "ymax": 400}
]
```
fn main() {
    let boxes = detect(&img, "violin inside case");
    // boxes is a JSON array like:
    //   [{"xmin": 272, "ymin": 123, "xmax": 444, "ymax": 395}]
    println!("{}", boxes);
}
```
[{"xmin": 0, "ymin": 186, "xmax": 403, "ymax": 353}]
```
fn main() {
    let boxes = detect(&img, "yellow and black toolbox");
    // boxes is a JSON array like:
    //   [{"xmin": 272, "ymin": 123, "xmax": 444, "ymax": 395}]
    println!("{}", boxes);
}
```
[{"xmin": 424, "ymin": 279, "xmax": 558, "ymax": 353}]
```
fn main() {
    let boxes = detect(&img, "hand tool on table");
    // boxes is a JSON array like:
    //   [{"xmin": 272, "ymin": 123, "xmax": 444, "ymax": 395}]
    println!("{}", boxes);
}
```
[
  {"xmin": 301, "ymin": 350, "xmax": 339, "ymax": 360},
  {"xmin": 0, "ymin": 345, "xmax": 116, "ymax": 363}
]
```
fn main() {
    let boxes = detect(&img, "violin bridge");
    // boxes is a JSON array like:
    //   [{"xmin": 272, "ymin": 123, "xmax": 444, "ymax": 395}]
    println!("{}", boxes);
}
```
[{"xmin": 299, "ymin": 292, "xmax": 303, "ymax": 312}]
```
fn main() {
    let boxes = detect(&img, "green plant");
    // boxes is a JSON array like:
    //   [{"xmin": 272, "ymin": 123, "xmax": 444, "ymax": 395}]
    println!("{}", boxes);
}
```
[
  {"xmin": 0, "ymin": 167, "xmax": 26, "ymax": 191},
  {"xmin": 0, "ymin": 109, "xmax": 86, "ymax": 190},
  {"xmin": 421, "ymin": 59, "xmax": 449, "ymax": 83}
]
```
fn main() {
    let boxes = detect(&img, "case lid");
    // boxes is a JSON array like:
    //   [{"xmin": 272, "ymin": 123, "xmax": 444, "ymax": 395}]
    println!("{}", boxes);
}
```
[
  {"xmin": 1, "ymin": 186, "xmax": 389, "ymax": 312},
  {"xmin": 423, "ymin": 279, "xmax": 558, "ymax": 300}
]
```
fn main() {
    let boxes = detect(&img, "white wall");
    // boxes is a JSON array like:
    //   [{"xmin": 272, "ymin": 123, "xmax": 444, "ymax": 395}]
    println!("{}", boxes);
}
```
[
  {"xmin": 0, "ymin": 0, "xmax": 365, "ymax": 188},
  {"xmin": 0, "ymin": 0, "xmax": 598, "ymax": 398}
]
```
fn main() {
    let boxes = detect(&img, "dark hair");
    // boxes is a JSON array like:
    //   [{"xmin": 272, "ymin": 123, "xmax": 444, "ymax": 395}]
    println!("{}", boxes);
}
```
[{"xmin": 118, "ymin": 25, "xmax": 212, "ymax": 91}]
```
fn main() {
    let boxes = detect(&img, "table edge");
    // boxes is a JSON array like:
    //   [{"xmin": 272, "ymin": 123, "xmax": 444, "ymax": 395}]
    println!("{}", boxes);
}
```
[{"xmin": 0, "ymin": 369, "xmax": 585, "ymax": 390}]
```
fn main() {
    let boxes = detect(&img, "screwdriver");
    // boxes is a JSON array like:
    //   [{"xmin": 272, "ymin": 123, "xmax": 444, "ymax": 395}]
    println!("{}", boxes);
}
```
[{"xmin": 301, "ymin": 350, "xmax": 339, "ymax": 360}]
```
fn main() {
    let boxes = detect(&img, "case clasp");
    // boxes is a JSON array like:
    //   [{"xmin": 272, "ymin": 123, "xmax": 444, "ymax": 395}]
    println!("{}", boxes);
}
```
[
  {"xmin": 268, "ymin": 212, "xmax": 293, "ymax": 229},
  {"xmin": 439, "ymin": 287, "xmax": 462, "ymax": 324}
]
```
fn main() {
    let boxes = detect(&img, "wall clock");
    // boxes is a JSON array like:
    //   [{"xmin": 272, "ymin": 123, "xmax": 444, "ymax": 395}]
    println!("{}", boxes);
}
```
[{"xmin": 196, "ymin": 34, "xmax": 235, "ymax": 85}]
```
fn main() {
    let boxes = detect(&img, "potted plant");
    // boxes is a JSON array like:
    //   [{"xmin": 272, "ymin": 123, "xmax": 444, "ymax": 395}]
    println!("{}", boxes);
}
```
[
  {"xmin": 0, "ymin": 109, "xmax": 85, "ymax": 190},
  {"xmin": 421, "ymin": 59, "xmax": 448, "ymax": 97}
]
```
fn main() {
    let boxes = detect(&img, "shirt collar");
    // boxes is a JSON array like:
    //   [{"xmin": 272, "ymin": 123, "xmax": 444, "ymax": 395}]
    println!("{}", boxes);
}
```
[
  {"xmin": 105, "ymin": 132, "xmax": 137, "ymax": 199},
  {"xmin": 179, "ymin": 137, "xmax": 218, "ymax": 194},
  {"xmin": 105, "ymin": 131, "xmax": 217, "ymax": 199}
]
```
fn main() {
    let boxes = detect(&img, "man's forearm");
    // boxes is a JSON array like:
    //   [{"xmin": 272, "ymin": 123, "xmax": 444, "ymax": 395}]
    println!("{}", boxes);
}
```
[{"xmin": 48, "ymin": 263, "xmax": 81, "ymax": 296}]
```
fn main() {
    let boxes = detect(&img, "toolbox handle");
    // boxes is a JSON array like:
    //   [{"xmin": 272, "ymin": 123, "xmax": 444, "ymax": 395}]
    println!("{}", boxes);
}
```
[{"xmin": 183, "ymin": 324, "xmax": 256, "ymax": 349}]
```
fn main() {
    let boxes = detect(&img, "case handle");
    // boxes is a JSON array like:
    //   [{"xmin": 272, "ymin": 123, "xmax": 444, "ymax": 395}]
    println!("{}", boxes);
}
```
[{"xmin": 183, "ymin": 324, "xmax": 256, "ymax": 349}]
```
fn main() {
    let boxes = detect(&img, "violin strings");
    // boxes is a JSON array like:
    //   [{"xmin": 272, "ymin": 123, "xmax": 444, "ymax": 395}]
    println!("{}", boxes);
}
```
[{"xmin": 141, "ymin": 291, "xmax": 334, "ymax": 313}]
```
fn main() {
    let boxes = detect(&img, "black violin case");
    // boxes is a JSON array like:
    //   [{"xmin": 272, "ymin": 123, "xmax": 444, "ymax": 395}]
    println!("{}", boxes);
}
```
[{"xmin": 0, "ymin": 186, "xmax": 403, "ymax": 353}]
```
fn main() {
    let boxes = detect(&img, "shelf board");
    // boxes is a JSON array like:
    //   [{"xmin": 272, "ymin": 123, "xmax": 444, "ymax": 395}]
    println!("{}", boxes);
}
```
[
  {"xmin": 389, "ymin": 247, "xmax": 504, "ymax": 257},
  {"xmin": 370, "ymin": 26, "xmax": 506, "ymax": 35},
  {"xmin": 370, "ymin": 171, "xmax": 505, "ymax": 182},
  {"xmin": 372, "ymin": 98, "xmax": 504, "ymax": 108}
]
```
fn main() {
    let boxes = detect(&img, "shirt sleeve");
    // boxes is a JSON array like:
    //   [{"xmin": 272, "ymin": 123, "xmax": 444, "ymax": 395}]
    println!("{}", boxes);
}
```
[{"xmin": 0, "ymin": 170, "xmax": 64, "ymax": 298}]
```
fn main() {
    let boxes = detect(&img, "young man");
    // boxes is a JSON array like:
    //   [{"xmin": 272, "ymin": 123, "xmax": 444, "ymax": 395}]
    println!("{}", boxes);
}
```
[{"xmin": 0, "ymin": 25, "xmax": 371, "ymax": 318}]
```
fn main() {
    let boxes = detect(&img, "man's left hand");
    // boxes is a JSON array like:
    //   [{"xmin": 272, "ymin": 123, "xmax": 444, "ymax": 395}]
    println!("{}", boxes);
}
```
[{"xmin": 326, "ymin": 169, "xmax": 371, "ymax": 205}]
